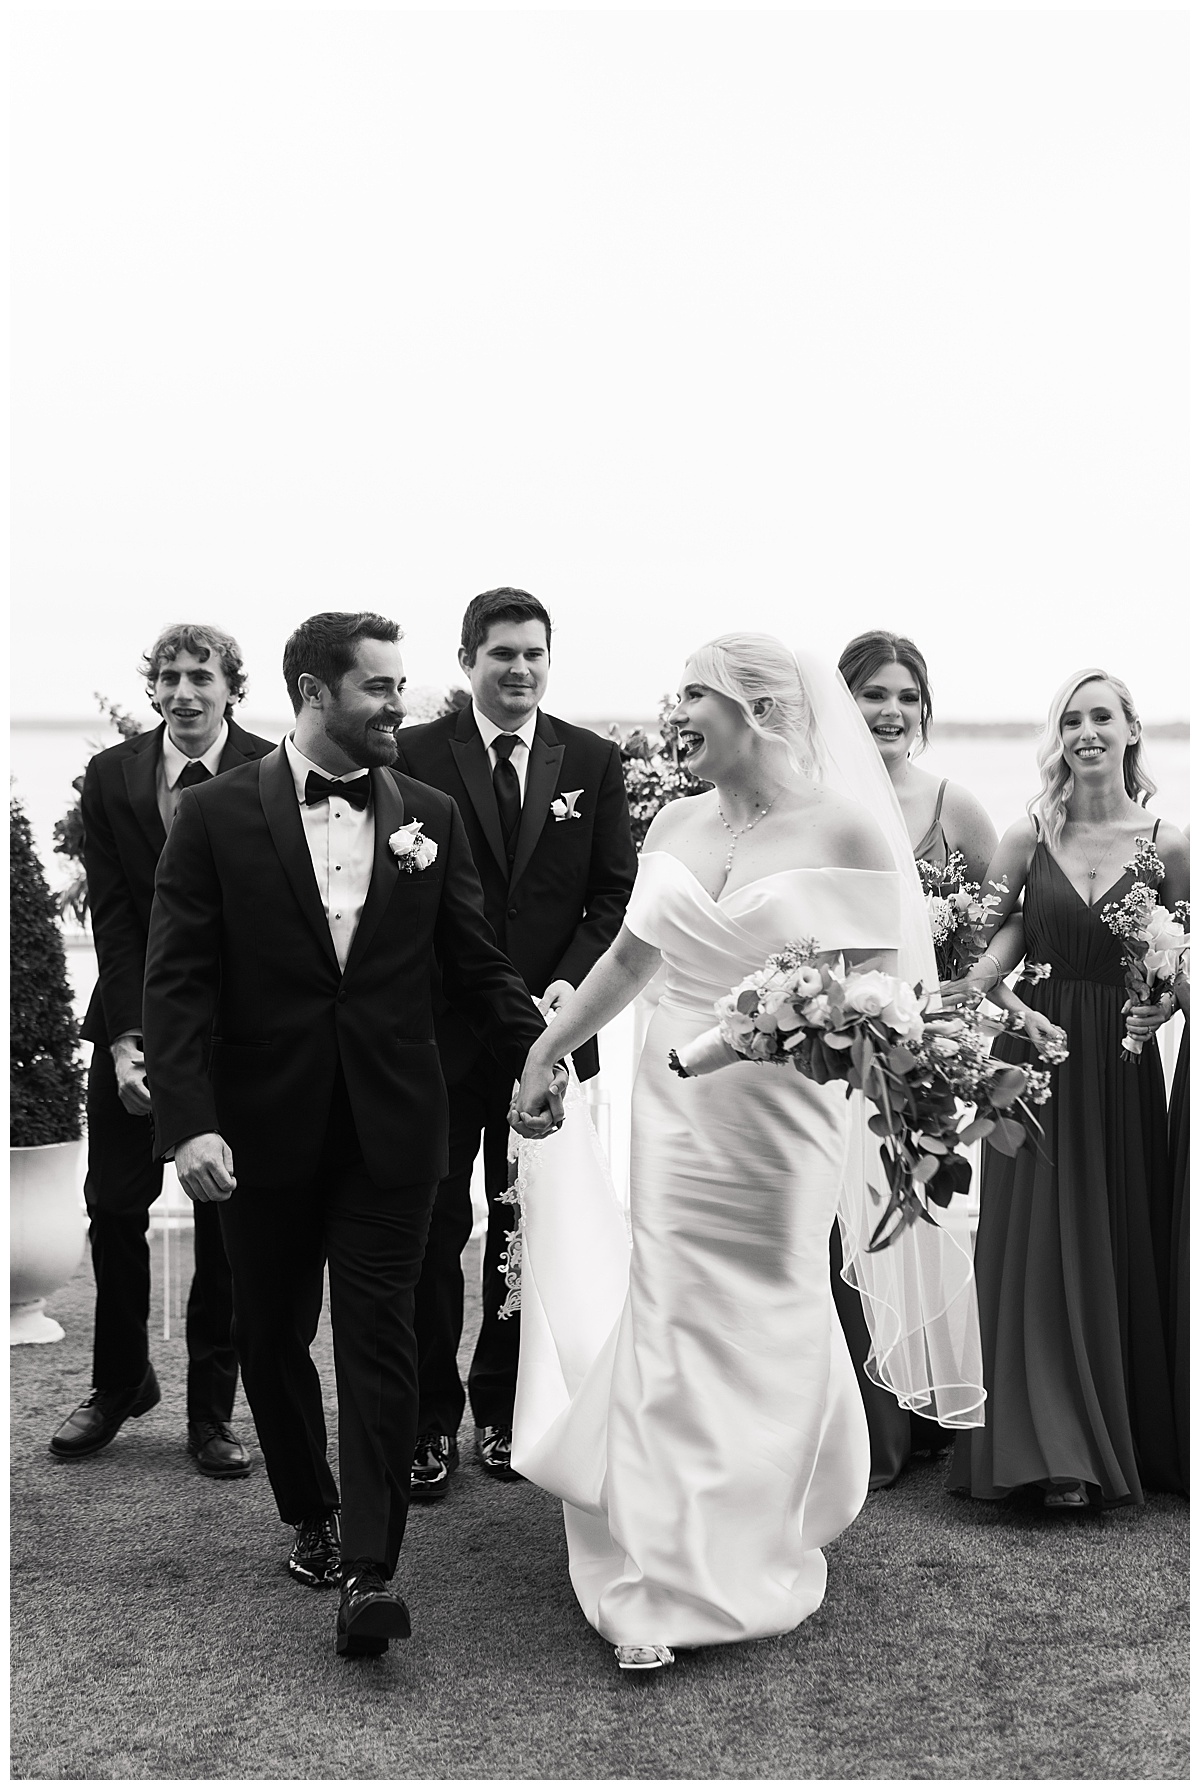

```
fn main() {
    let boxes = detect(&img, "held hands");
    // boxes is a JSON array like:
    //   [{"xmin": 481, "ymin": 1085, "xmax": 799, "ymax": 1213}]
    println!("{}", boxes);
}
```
[
  {"xmin": 111, "ymin": 1035, "xmax": 153, "ymax": 1116},
  {"xmin": 537, "ymin": 980, "xmax": 575, "ymax": 1016},
  {"xmin": 508, "ymin": 1055, "xmax": 569, "ymax": 1140},
  {"xmin": 175, "ymin": 1132, "xmax": 237, "ymax": 1203}
]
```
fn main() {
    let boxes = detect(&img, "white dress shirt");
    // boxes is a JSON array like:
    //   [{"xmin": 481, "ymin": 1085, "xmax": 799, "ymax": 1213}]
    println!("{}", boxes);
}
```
[
  {"xmin": 285, "ymin": 735, "xmax": 374, "ymax": 974},
  {"xmin": 157, "ymin": 720, "xmax": 229, "ymax": 832},
  {"xmin": 472, "ymin": 703, "xmax": 538, "ymax": 804}
]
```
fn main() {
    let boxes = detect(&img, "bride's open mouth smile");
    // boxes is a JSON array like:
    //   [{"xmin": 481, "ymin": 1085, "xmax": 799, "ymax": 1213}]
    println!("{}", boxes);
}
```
[{"xmin": 677, "ymin": 730, "xmax": 704, "ymax": 759}]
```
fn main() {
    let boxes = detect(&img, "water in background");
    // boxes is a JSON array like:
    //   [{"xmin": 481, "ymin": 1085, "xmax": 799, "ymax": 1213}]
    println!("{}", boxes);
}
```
[
  {"xmin": 10, "ymin": 716, "xmax": 1189, "ymax": 903},
  {"xmin": 10, "ymin": 715, "xmax": 1190, "ymax": 1209}
]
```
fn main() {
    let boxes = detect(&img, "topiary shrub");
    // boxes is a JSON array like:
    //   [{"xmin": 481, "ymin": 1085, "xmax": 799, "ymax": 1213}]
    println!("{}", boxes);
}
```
[{"xmin": 10, "ymin": 797, "xmax": 85, "ymax": 1146}]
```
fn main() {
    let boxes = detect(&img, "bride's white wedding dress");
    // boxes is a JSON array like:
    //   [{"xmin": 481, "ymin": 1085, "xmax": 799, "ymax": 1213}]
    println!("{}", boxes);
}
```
[{"xmin": 511, "ymin": 850, "xmax": 905, "ymax": 1648}]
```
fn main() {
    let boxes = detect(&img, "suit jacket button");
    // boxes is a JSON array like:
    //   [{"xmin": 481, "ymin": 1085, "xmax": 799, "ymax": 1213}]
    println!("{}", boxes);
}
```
[
  {"xmin": 507, "ymin": 907, "xmax": 518, "ymax": 919},
  {"xmin": 336, "ymin": 991, "xmax": 347, "ymax": 1004}
]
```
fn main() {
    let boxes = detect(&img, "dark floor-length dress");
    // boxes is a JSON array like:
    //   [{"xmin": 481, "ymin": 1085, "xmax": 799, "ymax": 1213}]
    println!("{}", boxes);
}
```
[
  {"xmin": 950, "ymin": 836, "xmax": 1183, "ymax": 1503},
  {"xmin": 831, "ymin": 782, "xmax": 952, "ymax": 1488},
  {"xmin": 1167, "ymin": 1020, "xmax": 1188, "ymax": 1489}
]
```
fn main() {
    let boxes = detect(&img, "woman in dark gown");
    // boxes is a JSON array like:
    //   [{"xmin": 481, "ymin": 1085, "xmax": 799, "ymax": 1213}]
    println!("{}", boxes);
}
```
[
  {"xmin": 833, "ymin": 631, "xmax": 998, "ymax": 1487},
  {"xmin": 1166, "ymin": 974, "xmax": 1189, "ymax": 1489},
  {"xmin": 946, "ymin": 669, "xmax": 1188, "ymax": 1507}
]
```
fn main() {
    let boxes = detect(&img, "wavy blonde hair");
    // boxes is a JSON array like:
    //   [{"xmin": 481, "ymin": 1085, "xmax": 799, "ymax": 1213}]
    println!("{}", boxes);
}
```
[
  {"xmin": 1029, "ymin": 667, "xmax": 1156, "ymax": 849},
  {"xmin": 686, "ymin": 633, "xmax": 819, "ymax": 779}
]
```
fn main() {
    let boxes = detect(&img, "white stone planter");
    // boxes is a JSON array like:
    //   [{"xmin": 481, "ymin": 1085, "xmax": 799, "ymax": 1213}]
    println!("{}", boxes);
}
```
[{"xmin": 10, "ymin": 1139, "xmax": 87, "ymax": 1345}]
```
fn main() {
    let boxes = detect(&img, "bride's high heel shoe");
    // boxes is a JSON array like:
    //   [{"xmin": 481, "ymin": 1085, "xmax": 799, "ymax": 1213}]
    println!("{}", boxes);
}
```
[{"xmin": 614, "ymin": 1645, "xmax": 675, "ymax": 1670}]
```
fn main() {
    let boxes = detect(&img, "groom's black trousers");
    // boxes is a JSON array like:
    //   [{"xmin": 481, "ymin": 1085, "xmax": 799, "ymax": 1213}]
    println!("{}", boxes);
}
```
[{"xmin": 217, "ymin": 1067, "xmax": 437, "ymax": 1577}]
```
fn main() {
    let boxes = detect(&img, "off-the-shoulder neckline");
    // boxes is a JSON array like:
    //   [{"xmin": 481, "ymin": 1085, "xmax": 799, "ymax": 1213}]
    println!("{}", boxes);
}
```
[{"xmin": 640, "ymin": 850, "xmax": 899, "ymax": 906}]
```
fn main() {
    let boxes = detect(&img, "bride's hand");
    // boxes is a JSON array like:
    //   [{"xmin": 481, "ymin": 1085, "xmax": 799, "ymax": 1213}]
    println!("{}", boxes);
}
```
[{"xmin": 508, "ymin": 1055, "xmax": 569, "ymax": 1139}]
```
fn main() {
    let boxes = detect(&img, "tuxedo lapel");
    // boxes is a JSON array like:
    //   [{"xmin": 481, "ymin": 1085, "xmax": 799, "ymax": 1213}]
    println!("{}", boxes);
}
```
[
  {"xmin": 448, "ymin": 708, "xmax": 508, "ymax": 878},
  {"xmin": 257, "ymin": 747, "xmax": 340, "ymax": 971},
  {"xmin": 122, "ymin": 728, "xmax": 168, "ymax": 855},
  {"xmin": 509, "ymin": 716, "xmax": 565, "ymax": 893},
  {"xmin": 343, "ymin": 770, "xmax": 404, "ymax": 979},
  {"xmin": 218, "ymin": 720, "xmax": 270, "ymax": 770}
]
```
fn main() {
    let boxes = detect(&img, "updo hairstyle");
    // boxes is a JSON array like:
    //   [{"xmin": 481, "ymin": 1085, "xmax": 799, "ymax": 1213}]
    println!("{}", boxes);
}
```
[
  {"xmin": 837, "ymin": 630, "xmax": 934, "ymax": 752},
  {"xmin": 686, "ymin": 633, "xmax": 818, "ymax": 778}
]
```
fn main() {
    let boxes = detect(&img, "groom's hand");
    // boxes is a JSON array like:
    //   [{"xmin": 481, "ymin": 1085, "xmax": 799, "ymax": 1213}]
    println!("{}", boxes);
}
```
[
  {"xmin": 175, "ymin": 1132, "xmax": 237, "ymax": 1203},
  {"xmin": 537, "ymin": 980, "xmax": 574, "ymax": 1016},
  {"xmin": 508, "ymin": 1058, "xmax": 569, "ymax": 1139}
]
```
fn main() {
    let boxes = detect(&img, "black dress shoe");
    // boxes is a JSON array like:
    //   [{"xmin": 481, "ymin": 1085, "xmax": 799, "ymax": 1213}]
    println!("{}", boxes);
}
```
[
  {"xmin": 336, "ymin": 1562, "xmax": 412, "ymax": 1658},
  {"xmin": 187, "ymin": 1420, "xmax": 252, "ymax": 1479},
  {"xmin": 49, "ymin": 1365, "xmax": 161, "ymax": 1459},
  {"xmin": 477, "ymin": 1425, "xmax": 522, "ymax": 1481},
  {"xmin": 287, "ymin": 1511, "xmax": 341, "ymax": 1587},
  {"xmin": 410, "ymin": 1431, "xmax": 459, "ymax": 1501}
]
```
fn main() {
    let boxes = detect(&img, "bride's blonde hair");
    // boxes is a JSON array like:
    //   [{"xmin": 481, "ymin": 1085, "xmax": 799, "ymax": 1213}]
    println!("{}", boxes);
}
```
[
  {"xmin": 686, "ymin": 633, "xmax": 819, "ymax": 778},
  {"xmin": 1029, "ymin": 666, "xmax": 1156, "ymax": 849}
]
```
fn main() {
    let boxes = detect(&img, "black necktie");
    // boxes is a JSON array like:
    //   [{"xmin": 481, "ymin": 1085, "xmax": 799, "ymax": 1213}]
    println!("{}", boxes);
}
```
[
  {"xmin": 175, "ymin": 761, "xmax": 212, "ymax": 790},
  {"xmin": 304, "ymin": 771, "xmax": 370, "ymax": 812},
  {"xmin": 492, "ymin": 734, "xmax": 522, "ymax": 860}
]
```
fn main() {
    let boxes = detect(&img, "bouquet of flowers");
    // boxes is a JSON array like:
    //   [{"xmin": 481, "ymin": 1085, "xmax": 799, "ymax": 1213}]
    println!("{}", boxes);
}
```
[
  {"xmin": 669, "ymin": 940, "xmax": 1064, "ymax": 1250},
  {"xmin": 1101, "ymin": 838, "xmax": 1190, "ymax": 1060},
  {"xmin": 611, "ymin": 698, "xmax": 709, "ymax": 848},
  {"xmin": 916, "ymin": 849, "xmax": 1009, "ymax": 984}
]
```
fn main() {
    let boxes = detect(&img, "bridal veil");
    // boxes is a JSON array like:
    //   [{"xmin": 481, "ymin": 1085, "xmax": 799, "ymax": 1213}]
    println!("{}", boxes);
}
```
[{"xmin": 793, "ymin": 646, "xmax": 984, "ymax": 1425}]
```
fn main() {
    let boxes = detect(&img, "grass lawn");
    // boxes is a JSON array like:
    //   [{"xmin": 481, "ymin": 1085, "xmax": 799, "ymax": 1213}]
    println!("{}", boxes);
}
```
[{"xmin": 10, "ymin": 1237, "xmax": 1188, "ymax": 1780}]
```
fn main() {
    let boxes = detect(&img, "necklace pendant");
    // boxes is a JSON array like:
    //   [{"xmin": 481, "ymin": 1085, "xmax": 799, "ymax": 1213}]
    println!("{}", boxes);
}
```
[{"xmin": 1088, "ymin": 868, "xmax": 1096, "ymax": 879}]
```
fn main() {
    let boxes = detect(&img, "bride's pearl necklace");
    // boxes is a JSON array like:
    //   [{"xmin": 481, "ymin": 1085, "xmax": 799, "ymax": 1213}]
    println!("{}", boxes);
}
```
[{"xmin": 717, "ymin": 788, "xmax": 783, "ymax": 873}]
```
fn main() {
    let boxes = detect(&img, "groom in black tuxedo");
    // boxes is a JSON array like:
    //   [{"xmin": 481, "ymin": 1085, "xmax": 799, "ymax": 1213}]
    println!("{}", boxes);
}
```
[
  {"xmin": 143, "ymin": 612, "xmax": 548, "ymax": 1658},
  {"xmin": 392, "ymin": 588, "xmax": 636, "ymax": 1494}
]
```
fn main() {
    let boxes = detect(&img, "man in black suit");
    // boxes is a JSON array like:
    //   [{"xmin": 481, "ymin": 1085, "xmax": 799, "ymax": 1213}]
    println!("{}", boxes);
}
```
[
  {"xmin": 143, "ymin": 612, "xmax": 551, "ymax": 1658},
  {"xmin": 392, "ymin": 588, "xmax": 636, "ymax": 1494},
  {"xmin": 51, "ymin": 624, "xmax": 273, "ymax": 1477}
]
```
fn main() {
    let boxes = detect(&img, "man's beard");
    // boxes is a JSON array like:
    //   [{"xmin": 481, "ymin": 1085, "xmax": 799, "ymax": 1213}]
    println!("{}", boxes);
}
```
[{"xmin": 326, "ymin": 709, "xmax": 399, "ymax": 768}]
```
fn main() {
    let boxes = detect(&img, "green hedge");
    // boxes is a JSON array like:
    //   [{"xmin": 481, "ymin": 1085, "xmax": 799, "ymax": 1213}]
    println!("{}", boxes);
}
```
[{"xmin": 10, "ymin": 798, "xmax": 85, "ymax": 1147}]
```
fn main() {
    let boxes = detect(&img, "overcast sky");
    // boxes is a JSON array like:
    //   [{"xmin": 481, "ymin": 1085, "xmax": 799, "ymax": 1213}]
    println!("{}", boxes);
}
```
[{"xmin": 11, "ymin": 6, "xmax": 1188, "ymax": 724}]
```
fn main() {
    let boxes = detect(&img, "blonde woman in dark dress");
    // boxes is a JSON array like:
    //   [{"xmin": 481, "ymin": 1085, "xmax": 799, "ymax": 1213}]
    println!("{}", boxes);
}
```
[
  {"xmin": 833, "ymin": 631, "xmax": 999, "ymax": 1487},
  {"xmin": 946, "ymin": 669, "xmax": 1188, "ymax": 1508}
]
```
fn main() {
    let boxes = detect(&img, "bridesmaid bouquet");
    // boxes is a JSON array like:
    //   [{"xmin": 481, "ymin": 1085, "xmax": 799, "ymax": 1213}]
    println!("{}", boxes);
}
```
[
  {"xmin": 1101, "ymin": 840, "xmax": 1190, "ymax": 1060},
  {"xmin": 668, "ymin": 941, "xmax": 1062, "ymax": 1250},
  {"xmin": 916, "ymin": 850, "xmax": 1009, "ymax": 984}
]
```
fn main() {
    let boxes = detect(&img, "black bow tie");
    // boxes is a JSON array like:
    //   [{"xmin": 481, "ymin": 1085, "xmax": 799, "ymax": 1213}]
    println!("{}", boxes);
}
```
[{"xmin": 304, "ymin": 771, "xmax": 370, "ymax": 812}]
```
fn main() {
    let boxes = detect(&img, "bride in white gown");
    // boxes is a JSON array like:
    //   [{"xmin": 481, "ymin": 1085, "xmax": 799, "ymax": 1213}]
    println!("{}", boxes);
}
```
[{"xmin": 509, "ymin": 635, "xmax": 983, "ymax": 1670}]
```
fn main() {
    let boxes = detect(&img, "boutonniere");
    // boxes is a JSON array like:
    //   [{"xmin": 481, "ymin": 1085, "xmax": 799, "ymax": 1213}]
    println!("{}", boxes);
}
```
[
  {"xmin": 550, "ymin": 789, "xmax": 584, "ymax": 822},
  {"xmin": 389, "ymin": 820, "xmax": 439, "ymax": 873}
]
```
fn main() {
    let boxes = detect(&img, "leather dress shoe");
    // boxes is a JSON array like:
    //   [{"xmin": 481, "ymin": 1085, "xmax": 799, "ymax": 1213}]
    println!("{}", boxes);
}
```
[
  {"xmin": 287, "ymin": 1511, "xmax": 342, "ymax": 1588},
  {"xmin": 477, "ymin": 1425, "xmax": 522, "ymax": 1481},
  {"xmin": 336, "ymin": 1562, "xmax": 411, "ymax": 1658},
  {"xmin": 410, "ymin": 1431, "xmax": 458, "ymax": 1501},
  {"xmin": 187, "ymin": 1420, "xmax": 252, "ymax": 1479},
  {"xmin": 49, "ymin": 1365, "xmax": 161, "ymax": 1458}
]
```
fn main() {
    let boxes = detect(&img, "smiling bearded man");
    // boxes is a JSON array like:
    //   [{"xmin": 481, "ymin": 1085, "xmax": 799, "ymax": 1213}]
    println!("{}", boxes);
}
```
[{"xmin": 143, "ymin": 611, "xmax": 549, "ymax": 1658}]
